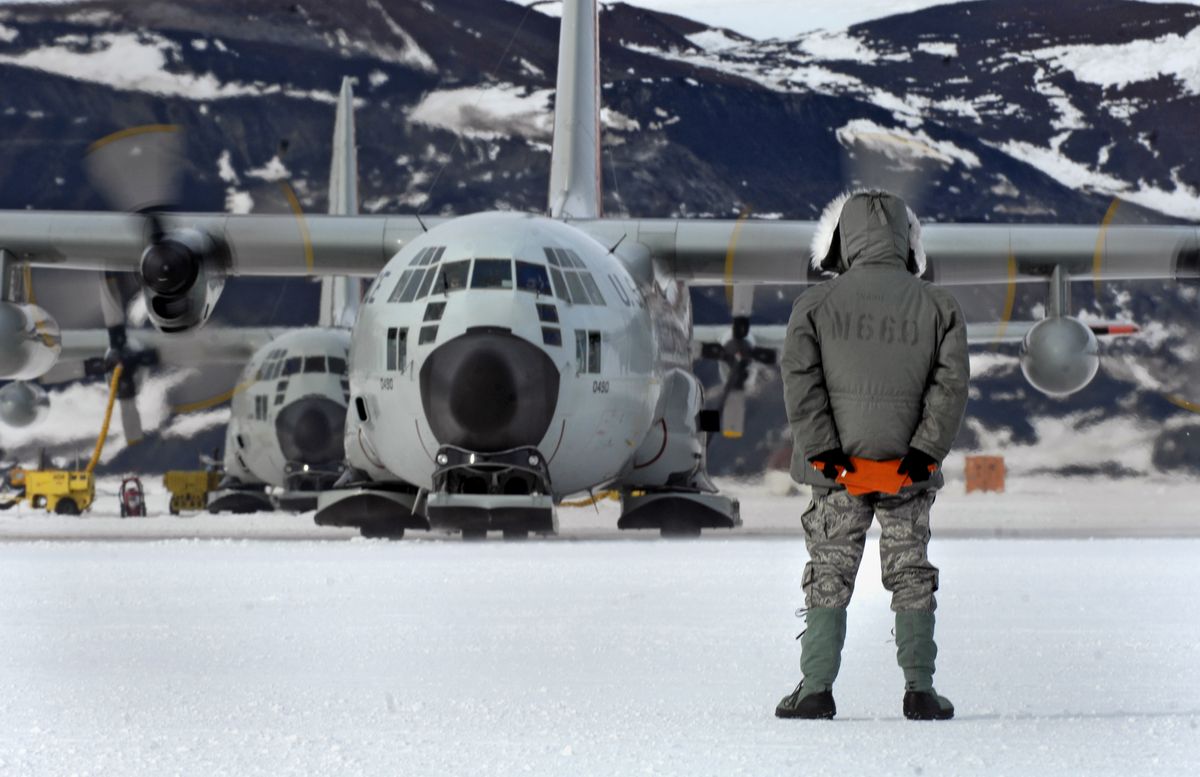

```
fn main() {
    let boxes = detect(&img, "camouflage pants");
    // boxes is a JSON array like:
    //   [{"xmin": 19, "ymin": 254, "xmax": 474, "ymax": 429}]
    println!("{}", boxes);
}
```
[{"xmin": 801, "ymin": 488, "xmax": 939, "ymax": 612}]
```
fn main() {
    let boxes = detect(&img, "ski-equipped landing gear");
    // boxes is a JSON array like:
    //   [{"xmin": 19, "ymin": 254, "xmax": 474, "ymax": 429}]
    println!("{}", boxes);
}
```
[{"xmin": 616, "ymin": 488, "xmax": 740, "ymax": 538}]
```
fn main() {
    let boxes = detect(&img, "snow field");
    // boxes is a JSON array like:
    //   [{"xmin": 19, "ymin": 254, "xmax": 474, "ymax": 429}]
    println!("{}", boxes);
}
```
[{"xmin": 0, "ymin": 534, "xmax": 1198, "ymax": 776}]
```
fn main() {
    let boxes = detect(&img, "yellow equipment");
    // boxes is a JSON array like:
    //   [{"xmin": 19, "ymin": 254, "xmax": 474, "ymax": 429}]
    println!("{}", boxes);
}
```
[
  {"xmin": 163, "ymin": 470, "xmax": 221, "ymax": 515},
  {"xmin": 24, "ymin": 470, "xmax": 95, "ymax": 515},
  {"xmin": 22, "ymin": 365, "xmax": 125, "ymax": 515}
]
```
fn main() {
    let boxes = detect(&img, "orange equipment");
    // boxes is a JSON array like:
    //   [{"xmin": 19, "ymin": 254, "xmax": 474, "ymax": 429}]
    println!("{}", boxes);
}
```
[{"xmin": 811, "ymin": 456, "xmax": 938, "ymax": 496}]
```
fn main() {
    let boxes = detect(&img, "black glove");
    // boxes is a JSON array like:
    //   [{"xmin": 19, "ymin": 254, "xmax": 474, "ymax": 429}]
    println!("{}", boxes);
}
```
[
  {"xmin": 897, "ymin": 447, "xmax": 939, "ymax": 482},
  {"xmin": 809, "ymin": 448, "xmax": 855, "ymax": 480}
]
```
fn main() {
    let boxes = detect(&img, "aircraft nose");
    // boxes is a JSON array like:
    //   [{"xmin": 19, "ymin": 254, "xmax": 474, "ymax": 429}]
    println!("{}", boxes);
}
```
[
  {"xmin": 275, "ymin": 396, "xmax": 346, "ymax": 465},
  {"xmin": 420, "ymin": 329, "xmax": 560, "ymax": 452}
]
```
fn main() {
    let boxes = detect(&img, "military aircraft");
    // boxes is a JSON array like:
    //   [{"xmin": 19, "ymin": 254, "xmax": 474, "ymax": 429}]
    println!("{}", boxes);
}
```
[
  {"xmin": 0, "ymin": 81, "xmax": 366, "ymax": 514},
  {"xmin": 0, "ymin": 0, "xmax": 1195, "ymax": 538}
]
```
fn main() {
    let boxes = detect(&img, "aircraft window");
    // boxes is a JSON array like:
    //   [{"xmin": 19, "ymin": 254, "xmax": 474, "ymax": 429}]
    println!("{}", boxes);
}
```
[
  {"xmin": 434, "ymin": 260, "xmax": 471, "ymax": 293},
  {"xmin": 581, "ymin": 273, "xmax": 606, "ymax": 306},
  {"xmin": 275, "ymin": 393, "xmax": 286, "ymax": 406},
  {"xmin": 355, "ymin": 396, "xmax": 368, "ymax": 422},
  {"xmin": 398, "ymin": 268, "xmax": 427, "ymax": 303},
  {"xmin": 542, "ymin": 327, "xmax": 562, "ymax": 347},
  {"xmin": 536, "ymin": 303, "xmax": 559, "ymax": 323},
  {"xmin": 564, "ymin": 271, "xmax": 588, "ymax": 305},
  {"xmin": 608, "ymin": 275, "xmax": 631, "ymax": 306},
  {"xmin": 565, "ymin": 249, "xmax": 585, "ymax": 269},
  {"xmin": 516, "ymin": 261, "xmax": 552, "ymax": 295},
  {"xmin": 424, "ymin": 301, "xmax": 446, "ymax": 322},
  {"xmin": 386, "ymin": 327, "xmax": 407, "ymax": 372},
  {"xmin": 544, "ymin": 247, "xmax": 561, "ymax": 266},
  {"xmin": 415, "ymin": 265, "xmax": 438, "ymax": 299},
  {"xmin": 282, "ymin": 357, "xmax": 302, "ymax": 376},
  {"xmin": 471, "ymin": 259, "xmax": 513, "ymax": 289},
  {"xmin": 588, "ymin": 331, "xmax": 602, "ymax": 374},
  {"xmin": 328, "ymin": 356, "xmax": 347, "ymax": 375},
  {"xmin": 419, "ymin": 325, "xmax": 439, "ymax": 345},
  {"xmin": 277, "ymin": 380, "xmax": 288, "ymax": 392},
  {"xmin": 575, "ymin": 330, "xmax": 587, "ymax": 369},
  {"xmin": 410, "ymin": 247, "xmax": 433, "ymax": 266},
  {"xmin": 388, "ymin": 270, "xmax": 415, "ymax": 303},
  {"xmin": 549, "ymin": 267, "xmax": 568, "ymax": 301},
  {"xmin": 304, "ymin": 356, "xmax": 326, "ymax": 373},
  {"xmin": 432, "ymin": 247, "xmax": 446, "ymax": 263}
]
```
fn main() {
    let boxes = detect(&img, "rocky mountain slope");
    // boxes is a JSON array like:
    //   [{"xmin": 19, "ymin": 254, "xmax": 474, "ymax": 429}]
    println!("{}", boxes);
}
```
[{"xmin": 0, "ymin": 0, "xmax": 1198, "ymax": 477}]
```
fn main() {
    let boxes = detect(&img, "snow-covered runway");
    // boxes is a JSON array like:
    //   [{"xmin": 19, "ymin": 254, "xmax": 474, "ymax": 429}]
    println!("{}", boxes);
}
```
[{"xmin": 2, "ymin": 535, "xmax": 1198, "ymax": 776}]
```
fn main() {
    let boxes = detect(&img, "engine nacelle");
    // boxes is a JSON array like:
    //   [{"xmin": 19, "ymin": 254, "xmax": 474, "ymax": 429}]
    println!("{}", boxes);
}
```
[
  {"xmin": 140, "ymin": 228, "xmax": 226, "ymax": 333},
  {"xmin": 0, "ymin": 380, "xmax": 50, "ymax": 428},
  {"xmin": 1020, "ymin": 316, "xmax": 1100, "ymax": 397},
  {"xmin": 0, "ymin": 302, "xmax": 62, "ymax": 380}
]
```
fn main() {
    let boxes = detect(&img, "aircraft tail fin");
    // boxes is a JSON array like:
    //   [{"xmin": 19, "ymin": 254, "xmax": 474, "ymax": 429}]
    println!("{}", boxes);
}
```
[
  {"xmin": 320, "ymin": 76, "xmax": 361, "ymax": 328},
  {"xmin": 547, "ymin": 0, "xmax": 601, "ymax": 220}
]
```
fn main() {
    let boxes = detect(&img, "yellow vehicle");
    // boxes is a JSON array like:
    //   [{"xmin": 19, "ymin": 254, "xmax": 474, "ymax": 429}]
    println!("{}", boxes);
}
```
[
  {"xmin": 18, "ymin": 365, "xmax": 123, "ymax": 515},
  {"xmin": 24, "ymin": 470, "xmax": 94, "ymax": 515},
  {"xmin": 163, "ymin": 470, "xmax": 222, "ymax": 515}
]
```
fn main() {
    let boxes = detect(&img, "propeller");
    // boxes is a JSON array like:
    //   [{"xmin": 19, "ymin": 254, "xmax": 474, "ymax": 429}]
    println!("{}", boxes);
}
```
[
  {"xmin": 700, "ymin": 285, "xmax": 776, "ymax": 438},
  {"xmin": 83, "ymin": 126, "xmax": 182, "ymax": 444},
  {"xmin": 85, "ymin": 271, "xmax": 160, "ymax": 444}
]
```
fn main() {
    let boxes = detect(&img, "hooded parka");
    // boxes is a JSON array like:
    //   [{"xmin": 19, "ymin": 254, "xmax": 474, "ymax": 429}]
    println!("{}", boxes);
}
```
[{"xmin": 782, "ymin": 190, "xmax": 970, "ymax": 490}]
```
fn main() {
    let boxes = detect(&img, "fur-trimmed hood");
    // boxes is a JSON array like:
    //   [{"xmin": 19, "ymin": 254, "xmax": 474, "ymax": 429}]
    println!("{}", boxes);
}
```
[{"xmin": 810, "ymin": 189, "xmax": 926, "ymax": 276}]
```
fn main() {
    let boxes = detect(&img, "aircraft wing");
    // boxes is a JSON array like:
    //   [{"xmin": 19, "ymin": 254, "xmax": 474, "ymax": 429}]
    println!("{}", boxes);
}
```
[
  {"xmin": 0, "ymin": 211, "xmax": 439, "ymax": 277},
  {"xmin": 579, "ymin": 219, "xmax": 1200, "ymax": 287},
  {"xmin": 693, "ymin": 320, "xmax": 1142, "ymax": 352},
  {"xmin": 42, "ymin": 326, "xmax": 288, "ymax": 384},
  {"xmin": 3, "ymin": 211, "xmax": 1196, "ymax": 287}
]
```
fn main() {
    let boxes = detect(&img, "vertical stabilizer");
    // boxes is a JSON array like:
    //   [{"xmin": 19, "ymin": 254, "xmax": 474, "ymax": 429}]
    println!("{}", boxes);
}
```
[
  {"xmin": 547, "ymin": 0, "xmax": 601, "ymax": 220},
  {"xmin": 319, "ymin": 77, "xmax": 361, "ymax": 328}
]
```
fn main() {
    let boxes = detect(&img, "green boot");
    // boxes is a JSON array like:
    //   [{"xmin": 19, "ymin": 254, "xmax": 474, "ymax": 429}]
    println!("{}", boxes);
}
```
[
  {"xmin": 775, "ymin": 608, "xmax": 847, "ymax": 719},
  {"xmin": 895, "ymin": 611, "xmax": 954, "ymax": 720}
]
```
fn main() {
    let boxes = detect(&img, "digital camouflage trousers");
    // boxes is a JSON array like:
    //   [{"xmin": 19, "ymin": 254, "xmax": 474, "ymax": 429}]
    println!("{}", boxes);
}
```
[{"xmin": 801, "ymin": 488, "xmax": 940, "ymax": 612}]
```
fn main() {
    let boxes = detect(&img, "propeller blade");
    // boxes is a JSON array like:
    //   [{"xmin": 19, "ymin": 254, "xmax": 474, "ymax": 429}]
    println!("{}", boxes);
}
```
[
  {"xmin": 85, "ymin": 125, "xmax": 183, "ymax": 213},
  {"xmin": 97, "ymin": 273, "xmax": 126, "ymax": 332},
  {"xmin": 722, "ymin": 388, "xmax": 746, "ymax": 439},
  {"xmin": 731, "ymin": 284, "xmax": 754, "ymax": 319},
  {"xmin": 119, "ymin": 396, "xmax": 144, "ymax": 446}
]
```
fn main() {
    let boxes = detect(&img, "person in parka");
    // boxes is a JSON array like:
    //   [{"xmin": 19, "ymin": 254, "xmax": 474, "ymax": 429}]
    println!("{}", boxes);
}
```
[{"xmin": 775, "ymin": 189, "xmax": 969, "ymax": 721}]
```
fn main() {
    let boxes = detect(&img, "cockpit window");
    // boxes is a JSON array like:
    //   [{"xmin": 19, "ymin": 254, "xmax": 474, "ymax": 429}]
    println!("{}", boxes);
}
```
[
  {"xmin": 563, "ymin": 249, "xmax": 585, "ymax": 269},
  {"xmin": 549, "ymin": 267, "xmax": 568, "ymax": 302},
  {"xmin": 564, "ymin": 271, "xmax": 588, "ymax": 305},
  {"xmin": 303, "ymin": 356, "xmax": 325, "ymax": 373},
  {"xmin": 471, "ymin": 259, "xmax": 513, "ymax": 289},
  {"xmin": 398, "ymin": 269, "xmax": 427, "ymax": 303},
  {"xmin": 434, "ymin": 260, "xmax": 471, "ymax": 294},
  {"xmin": 388, "ymin": 270, "xmax": 416, "ymax": 303},
  {"xmin": 409, "ymin": 247, "xmax": 432, "ymax": 266},
  {"xmin": 282, "ymin": 357, "xmax": 302, "ymax": 376},
  {"xmin": 415, "ymin": 265, "xmax": 438, "ymax": 300},
  {"xmin": 581, "ymin": 273, "xmax": 607, "ymax": 305},
  {"xmin": 543, "ymin": 247, "xmax": 561, "ymax": 266},
  {"xmin": 328, "ymin": 356, "xmax": 347, "ymax": 376},
  {"xmin": 516, "ymin": 261, "xmax": 552, "ymax": 295}
]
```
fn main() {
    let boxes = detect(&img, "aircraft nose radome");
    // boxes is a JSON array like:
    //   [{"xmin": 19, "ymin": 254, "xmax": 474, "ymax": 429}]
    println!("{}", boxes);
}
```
[
  {"xmin": 420, "ymin": 329, "xmax": 560, "ymax": 452},
  {"xmin": 275, "ymin": 396, "xmax": 346, "ymax": 465}
]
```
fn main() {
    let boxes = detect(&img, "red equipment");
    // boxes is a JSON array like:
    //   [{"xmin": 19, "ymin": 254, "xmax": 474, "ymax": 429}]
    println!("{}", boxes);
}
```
[{"xmin": 119, "ymin": 476, "xmax": 147, "ymax": 518}]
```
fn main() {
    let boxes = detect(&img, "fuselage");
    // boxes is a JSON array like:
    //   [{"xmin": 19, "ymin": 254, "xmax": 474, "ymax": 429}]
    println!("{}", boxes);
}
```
[
  {"xmin": 348, "ymin": 211, "xmax": 693, "ymax": 497},
  {"xmin": 225, "ymin": 327, "xmax": 352, "ymax": 489}
]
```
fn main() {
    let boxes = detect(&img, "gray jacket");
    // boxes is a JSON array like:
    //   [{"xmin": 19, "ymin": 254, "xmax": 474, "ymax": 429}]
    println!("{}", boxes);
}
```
[{"xmin": 782, "ymin": 191, "xmax": 970, "ymax": 490}]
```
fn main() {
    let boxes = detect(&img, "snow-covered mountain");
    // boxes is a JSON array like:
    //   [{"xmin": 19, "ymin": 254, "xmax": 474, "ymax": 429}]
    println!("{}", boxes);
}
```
[{"xmin": 0, "ymin": 0, "xmax": 1198, "ymax": 477}]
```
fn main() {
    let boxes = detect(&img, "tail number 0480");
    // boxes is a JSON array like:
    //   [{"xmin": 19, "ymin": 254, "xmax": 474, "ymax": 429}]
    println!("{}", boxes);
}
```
[{"xmin": 592, "ymin": 380, "xmax": 610, "ymax": 394}]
